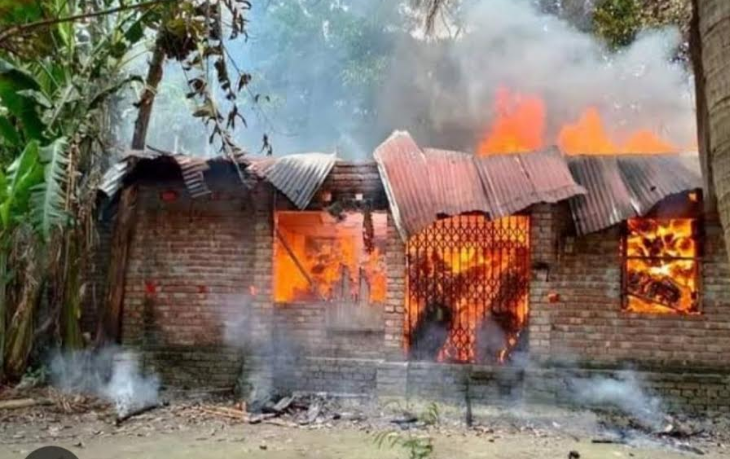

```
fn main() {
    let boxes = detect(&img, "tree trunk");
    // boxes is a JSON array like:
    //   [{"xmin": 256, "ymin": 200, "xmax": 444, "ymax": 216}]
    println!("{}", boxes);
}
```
[
  {"xmin": 696, "ymin": 1, "xmax": 730, "ymax": 260},
  {"xmin": 4, "ymin": 262, "xmax": 40, "ymax": 379},
  {"xmin": 0, "ymin": 249, "xmax": 7, "ymax": 380},
  {"xmin": 61, "ymin": 234, "xmax": 83, "ymax": 348},
  {"xmin": 96, "ymin": 185, "xmax": 137, "ymax": 345},
  {"xmin": 132, "ymin": 37, "xmax": 165, "ymax": 150},
  {"xmin": 691, "ymin": 0, "xmax": 714, "ymax": 213},
  {"xmin": 96, "ymin": 37, "xmax": 165, "ymax": 345}
]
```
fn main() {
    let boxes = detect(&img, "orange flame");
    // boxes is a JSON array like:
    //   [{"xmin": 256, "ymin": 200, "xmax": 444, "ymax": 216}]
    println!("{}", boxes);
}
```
[
  {"xmin": 477, "ymin": 89, "xmax": 679, "ymax": 156},
  {"xmin": 478, "ymin": 87, "xmax": 546, "ymax": 155},
  {"xmin": 557, "ymin": 107, "xmax": 617, "ymax": 154},
  {"xmin": 622, "ymin": 130, "xmax": 677, "ymax": 154}
]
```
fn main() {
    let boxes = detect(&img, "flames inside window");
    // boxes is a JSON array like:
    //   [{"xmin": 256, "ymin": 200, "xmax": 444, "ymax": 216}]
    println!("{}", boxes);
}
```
[
  {"xmin": 624, "ymin": 218, "xmax": 699, "ymax": 314},
  {"xmin": 405, "ymin": 215, "xmax": 530, "ymax": 364},
  {"xmin": 274, "ymin": 211, "xmax": 387, "ymax": 303}
]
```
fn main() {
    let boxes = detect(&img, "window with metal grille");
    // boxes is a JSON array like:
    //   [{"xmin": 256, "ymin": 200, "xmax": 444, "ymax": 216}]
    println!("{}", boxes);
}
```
[
  {"xmin": 404, "ymin": 214, "xmax": 530, "ymax": 364},
  {"xmin": 622, "ymin": 218, "xmax": 700, "ymax": 314}
]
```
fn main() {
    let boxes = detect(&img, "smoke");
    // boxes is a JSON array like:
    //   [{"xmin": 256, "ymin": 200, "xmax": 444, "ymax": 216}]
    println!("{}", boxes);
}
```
[
  {"xmin": 50, "ymin": 347, "xmax": 159, "ymax": 417},
  {"xmin": 379, "ymin": 0, "xmax": 695, "ymax": 152},
  {"xmin": 227, "ymin": 0, "xmax": 692, "ymax": 158},
  {"xmin": 219, "ymin": 293, "xmax": 283, "ymax": 407},
  {"xmin": 125, "ymin": 0, "xmax": 694, "ymax": 158},
  {"xmin": 569, "ymin": 371, "xmax": 665, "ymax": 430}
]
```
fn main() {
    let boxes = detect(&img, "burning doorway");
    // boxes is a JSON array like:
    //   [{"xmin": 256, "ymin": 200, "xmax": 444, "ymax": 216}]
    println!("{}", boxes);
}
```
[{"xmin": 405, "ymin": 215, "xmax": 530, "ymax": 364}]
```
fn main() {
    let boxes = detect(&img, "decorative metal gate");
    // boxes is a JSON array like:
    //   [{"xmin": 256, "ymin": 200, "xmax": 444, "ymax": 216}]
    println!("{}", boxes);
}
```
[{"xmin": 405, "ymin": 215, "xmax": 531, "ymax": 364}]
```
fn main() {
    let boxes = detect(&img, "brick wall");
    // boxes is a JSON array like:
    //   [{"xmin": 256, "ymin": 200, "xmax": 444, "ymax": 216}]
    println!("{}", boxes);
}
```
[
  {"xmin": 524, "ymin": 367, "xmax": 730, "ymax": 413},
  {"xmin": 80, "ymin": 216, "xmax": 113, "ymax": 336},
  {"xmin": 529, "ymin": 202, "xmax": 730, "ymax": 371},
  {"xmin": 107, "ymin": 159, "xmax": 730, "ymax": 406},
  {"xmin": 384, "ymin": 217, "xmax": 407, "ymax": 359},
  {"xmin": 265, "ymin": 162, "xmax": 396, "ymax": 393},
  {"xmin": 121, "ymin": 170, "xmax": 259, "ymax": 388}
]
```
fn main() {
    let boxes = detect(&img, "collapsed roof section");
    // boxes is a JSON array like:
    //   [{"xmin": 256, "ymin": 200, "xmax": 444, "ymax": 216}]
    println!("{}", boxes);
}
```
[
  {"xmin": 246, "ymin": 153, "xmax": 336, "ymax": 209},
  {"xmin": 374, "ymin": 131, "xmax": 587, "ymax": 240},
  {"xmin": 99, "ymin": 150, "xmax": 336, "ymax": 210},
  {"xmin": 568, "ymin": 154, "xmax": 703, "ymax": 235}
]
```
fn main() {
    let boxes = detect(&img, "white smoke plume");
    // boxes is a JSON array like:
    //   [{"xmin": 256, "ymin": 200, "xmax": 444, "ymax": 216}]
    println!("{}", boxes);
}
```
[
  {"xmin": 379, "ymin": 0, "xmax": 695, "ymax": 153},
  {"xmin": 134, "ymin": 0, "xmax": 694, "ymax": 158},
  {"xmin": 570, "ymin": 371, "xmax": 665, "ymax": 430},
  {"xmin": 50, "ymin": 347, "xmax": 159, "ymax": 417}
]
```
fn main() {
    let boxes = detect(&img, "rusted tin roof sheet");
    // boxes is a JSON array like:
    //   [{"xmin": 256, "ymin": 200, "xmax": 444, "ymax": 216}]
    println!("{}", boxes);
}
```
[
  {"xmin": 375, "ymin": 131, "xmax": 587, "ymax": 239},
  {"xmin": 374, "ymin": 131, "xmax": 435, "ymax": 238},
  {"xmin": 100, "ymin": 150, "xmax": 336, "ymax": 209},
  {"xmin": 568, "ymin": 154, "xmax": 702, "ymax": 235},
  {"xmin": 423, "ymin": 148, "xmax": 490, "ymax": 218},
  {"xmin": 247, "ymin": 152, "xmax": 337, "ymax": 209},
  {"xmin": 568, "ymin": 156, "xmax": 636, "ymax": 235},
  {"xmin": 176, "ymin": 155, "xmax": 212, "ymax": 198}
]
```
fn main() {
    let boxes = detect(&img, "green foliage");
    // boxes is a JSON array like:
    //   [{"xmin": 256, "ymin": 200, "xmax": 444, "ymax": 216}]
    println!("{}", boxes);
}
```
[
  {"xmin": 1, "ymin": 141, "xmax": 43, "ymax": 230},
  {"xmin": 0, "ymin": 59, "xmax": 45, "ymax": 143},
  {"xmin": 420, "ymin": 402, "xmax": 441, "ymax": 426},
  {"xmin": 30, "ymin": 137, "xmax": 69, "ymax": 243},
  {"xmin": 593, "ymin": 0, "xmax": 642, "ymax": 49},
  {"xmin": 373, "ymin": 431, "xmax": 434, "ymax": 459},
  {"xmin": 0, "ymin": 0, "xmax": 166, "ymax": 379}
]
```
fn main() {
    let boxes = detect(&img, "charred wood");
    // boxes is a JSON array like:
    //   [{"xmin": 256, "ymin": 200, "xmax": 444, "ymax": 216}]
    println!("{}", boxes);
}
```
[{"xmin": 115, "ymin": 401, "xmax": 167, "ymax": 425}]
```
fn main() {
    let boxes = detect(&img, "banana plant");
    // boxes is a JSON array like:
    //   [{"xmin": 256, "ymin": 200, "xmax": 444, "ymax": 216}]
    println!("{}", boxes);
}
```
[
  {"xmin": 0, "ymin": 141, "xmax": 43, "ymax": 379},
  {"xmin": 0, "ymin": 1, "xmax": 160, "ymax": 379}
]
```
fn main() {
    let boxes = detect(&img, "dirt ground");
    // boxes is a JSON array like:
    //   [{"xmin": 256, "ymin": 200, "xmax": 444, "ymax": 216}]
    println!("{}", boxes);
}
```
[{"xmin": 1, "ymin": 390, "xmax": 728, "ymax": 459}]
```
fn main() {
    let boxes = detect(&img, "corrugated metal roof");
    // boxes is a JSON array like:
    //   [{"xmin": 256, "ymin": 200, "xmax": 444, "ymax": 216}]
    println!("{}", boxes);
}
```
[
  {"xmin": 99, "ymin": 161, "xmax": 131, "ymax": 197},
  {"xmin": 568, "ymin": 153, "xmax": 702, "ymax": 235},
  {"xmin": 423, "ymin": 148, "xmax": 490, "ymax": 219},
  {"xmin": 100, "ymin": 151, "xmax": 336, "ymax": 209},
  {"xmin": 374, "ymin": 131, "xmax": 435, "ymax": 239},
  {"xmin": 375, "ymin": 131, "xmax": 587, "ymax": 239},
  {"xmin": 246, "ymin": 152, "xmax": 337, "ymax": 209},
  {"xmin": 568, "ymin": 156, "xmax": 636, "ymax": 235},
  {"xmin": 175, "ymin": 155, "xmax": 212, "ymax": 198},
  {"xmin": 100, "ymin": 142, "xmax": 702, "ymax": 239},
  {"xmin": 100, "ymin": 150, "xmax": 215, "ymax": 199}
]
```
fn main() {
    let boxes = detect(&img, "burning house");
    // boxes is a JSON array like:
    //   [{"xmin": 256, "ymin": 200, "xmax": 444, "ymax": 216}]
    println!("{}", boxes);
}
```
[{"xmin": 87, "ymin": 128, "xmax": 730, "ymax": 412}]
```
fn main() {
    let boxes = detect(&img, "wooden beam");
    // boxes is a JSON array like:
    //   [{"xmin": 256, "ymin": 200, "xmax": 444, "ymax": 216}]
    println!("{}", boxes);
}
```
[
  {"xmin": 96, "ymin": 185, "xmax": 138, "ymax": 345},
  {"xmin": 275, "ymin": 228, "xmax": 325, "ymax": 301}
]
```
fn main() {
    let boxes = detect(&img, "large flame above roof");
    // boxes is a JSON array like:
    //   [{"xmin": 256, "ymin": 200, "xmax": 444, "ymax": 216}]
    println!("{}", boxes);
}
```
[{"xmin": 477, "ymin": 87, "xmax": 684, "ymax": 156}]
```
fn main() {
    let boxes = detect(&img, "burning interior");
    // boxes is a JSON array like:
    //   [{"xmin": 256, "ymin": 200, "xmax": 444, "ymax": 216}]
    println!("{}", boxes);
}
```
[
  {"xmin": 405, "ymin": 215, "xmax": 530, "ymax": 364},
  {"xmin": 274, "ymin": 211, "xmax": 388, "ymax": 304},
  {"xmin": 623, "ymin": 217, "xmax": 700, "ymax": 314}
]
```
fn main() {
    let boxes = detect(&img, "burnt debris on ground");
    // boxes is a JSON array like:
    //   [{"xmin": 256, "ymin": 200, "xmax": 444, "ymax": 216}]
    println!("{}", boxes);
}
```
[{"xmin": 1, "ymin": 385, "xmax": 729, "ymax": 458}]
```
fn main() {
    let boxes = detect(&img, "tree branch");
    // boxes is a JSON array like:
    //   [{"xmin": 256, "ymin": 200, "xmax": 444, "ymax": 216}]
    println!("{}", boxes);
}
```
[{"xmin": 0, "ymin": 0, "xmax": 175, "ymax": 44}]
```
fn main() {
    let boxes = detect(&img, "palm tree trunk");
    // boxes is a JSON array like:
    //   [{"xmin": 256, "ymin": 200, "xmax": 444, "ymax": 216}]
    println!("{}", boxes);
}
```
[
  {"xmin": 691, "ymin": 0, "xmax": 714, "ymax": 211},
  {"xmin": 695, "ymin": 0, "xmax": 730, "ymax": 259}
]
